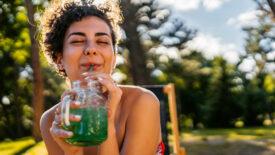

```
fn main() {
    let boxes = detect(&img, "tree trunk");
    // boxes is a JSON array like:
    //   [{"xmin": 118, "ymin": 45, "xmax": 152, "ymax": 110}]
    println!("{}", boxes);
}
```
[
  {"xmin": 25, "ymin": 0, "xmax": 44, "ymax": 142},
  {"xmin": 13, "ymin": 66, "xmax": 23, "ymax": 138},
  {"xmin": 120, "ymin": 0, "xmax": 151, "ymax": 85},
  {"xmin": 267, "ymin": 0, "xmax": 275, "ymax": 18},
  {"xmin": 2, "ymin": 105, "xmax": 12, "ymax": 138}
]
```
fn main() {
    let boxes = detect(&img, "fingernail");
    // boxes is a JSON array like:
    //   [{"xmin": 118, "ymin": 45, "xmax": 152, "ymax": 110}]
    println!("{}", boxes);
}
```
[
  {"xmin": 98, "ymin": 77, "xmax": 103, "ymax": 81},
  {"xmin": 66, "ymin": 132, "xmax": 73, "ymax": 136},
  {"xmin": 75, "ymin": 115, "xmax": 81, "ymax": 119},
  {"xmin": 75, "ymin": 101, "xmax": 81, "ymax": 105},
  {"xmin": 81, "ymin": 72, "xmax": 88, "ymax": 76}
]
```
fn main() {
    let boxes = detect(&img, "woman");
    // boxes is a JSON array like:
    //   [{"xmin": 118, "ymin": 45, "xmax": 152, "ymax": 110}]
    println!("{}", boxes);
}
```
[{"xmin": 39, "ymin": 0, "xmax": 164, "ymax": 155}]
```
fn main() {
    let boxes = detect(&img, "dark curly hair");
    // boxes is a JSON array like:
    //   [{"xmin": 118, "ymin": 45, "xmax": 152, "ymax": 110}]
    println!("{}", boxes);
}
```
[{"xmin": 39, "ymin": 0, "xmax": 123, "ymax": 76}]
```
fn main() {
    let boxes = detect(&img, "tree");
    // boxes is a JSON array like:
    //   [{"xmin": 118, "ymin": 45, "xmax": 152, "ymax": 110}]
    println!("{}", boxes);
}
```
[
  {"xmin": 24, "ymin": 0, "xmax": 44, "ymax": 141},
  {"xmin": 119, "ymin": 0, "xmax": 196, "ymax": 85},
  {"xmin": 241, "ymin": 5, "xmax": 275, "ymax": 125},
  {"xmin": 157, "ymin": 50, "xmax": 211, "ymax": 128},
  {"xmin": 120, "ymin": 0, "xmax": 154, "ymax": 84},
  {"xmin": 254, "ymin": 0, "xmax": 275, "ymax": 19},
  {"xmin": 119, "ymin": 0, "xmax": 200, "ymax": 128},
  {"xmin": 204, "ymin": 57, "xmax": 242, "ymax": 128},
  {"xmin": 0, "ymin": 0, "xmax": 33, "ymax": 139}
]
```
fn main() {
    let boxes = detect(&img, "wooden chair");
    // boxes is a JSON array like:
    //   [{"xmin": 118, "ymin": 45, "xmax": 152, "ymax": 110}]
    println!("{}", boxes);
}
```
[{"xmin": 143, "ymin": 83, "xmax": 185, "ymax": 155}]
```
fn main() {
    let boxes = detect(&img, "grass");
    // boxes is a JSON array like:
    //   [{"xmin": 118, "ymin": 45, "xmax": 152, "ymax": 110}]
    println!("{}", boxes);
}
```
[
  {"xmin": 181, "ymin": 126, "xmax": 275, "ymax": 141},
  {"xmin": 0, "ymin": 137, "xmax": 47, "ymax": 155},
  {"xmin": 0, "ymin": 137, "xmax": 36, "ymax": 155},
  {"xmin": 22, "ymin": 141, "xmax": 47, "ymax": 155},
  {"xmin": 2, "ymin": 126, "xmax": 275, "ymax": 155},
  {"xmin": 179, "ymin": 126, "xmax": 275, "ymax": 155}
]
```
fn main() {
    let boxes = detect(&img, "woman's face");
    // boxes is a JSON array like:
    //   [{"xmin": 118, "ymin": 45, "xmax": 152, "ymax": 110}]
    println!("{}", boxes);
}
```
[{"xmin": 58, "ymin": 16, "xmax": 116, "ymax": 82}]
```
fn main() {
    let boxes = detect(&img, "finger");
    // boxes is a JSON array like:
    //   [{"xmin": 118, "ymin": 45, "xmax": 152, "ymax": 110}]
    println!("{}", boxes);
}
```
[
  {"xmin": 82, "ymin": 72, "xmax": 113, "ymax": 81},
  {"xmin": 56, "ymin": 99, "xmax": 82, "ymax": 116},
  {"xmin": 85, "ymin": 76, "xmax": 112, "ymax": 86},
  {"xmin": 57, "ymin": 100, "xmax": 82, "ymax": 114},
  {"xmin": 70, "ymin": 100, "xmax": 82, "ymax": 109},
  {"xmin": 61, "ymin": 89, "xmax": 75, "ymax": 101},
  {"xmin": 55, "ymin": 106, "xmax": 61, "ymax": 115},
  {"xmin": 54, "ymin": 113, "xmax": 82, "ymax": 125},
  {"xmin": 107, "ymin": 109, "xmax": 112, "ymax": 118},
  {"xmin": 84, "ymin": 75, "xmax": 113, "ymax": 93},
  {"xmin": 55, "ymin": 100, "xmax": 73, "ymax": 115},
  {"xmin": 81, "ymin": 72, "xmax": 115, "ymax": 91},
  {"xmin": 98, "ymin": 78, "xmax": 122, "ymax": 98},
  {"xmin": 69, "ymin": 114, "xmax": 82, "ymax": 122},
  {"xmin": 81, "ymin": 71, "xmax": 107, "ymax": 78},
  {"xmin": 50, "ymin": 126, "xmax": 73, "ymax": 138}
]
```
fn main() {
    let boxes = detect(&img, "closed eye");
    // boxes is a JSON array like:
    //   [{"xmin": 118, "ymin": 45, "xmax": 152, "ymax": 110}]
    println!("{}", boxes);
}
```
[
  {"xmin": 97, "ymin": 41, "xmax": 109, "ymax": 45},
  {"xmin": 70, "ymin": 40, "xmax": 85, "ymax": 44}
]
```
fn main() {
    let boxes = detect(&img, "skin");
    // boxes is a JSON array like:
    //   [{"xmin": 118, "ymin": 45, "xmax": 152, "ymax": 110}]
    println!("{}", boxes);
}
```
[{"xmin": 40, "ymin": 16, "xmax": 162, "ymax": 155}]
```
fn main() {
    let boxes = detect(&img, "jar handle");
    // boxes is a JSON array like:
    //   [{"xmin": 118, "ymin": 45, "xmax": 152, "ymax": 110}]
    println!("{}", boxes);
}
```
[
  {"xmin": 64, "ymin": 99, "xmax": 70, "ymax": 126},
  {"xmin": 61, "ymin": 96, "xmax": 71, "ymax": 127}
]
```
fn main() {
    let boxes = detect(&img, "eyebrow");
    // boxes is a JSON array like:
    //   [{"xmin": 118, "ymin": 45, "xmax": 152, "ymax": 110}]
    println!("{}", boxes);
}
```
[
  {"xmin": 95, "ymin": 32, "xmax": 110, "ymax": 38},
  {"xmin": 67, "ymin": 32, "xmax": 110, "ymax": 39},
  {"xmin": 67, "ymin": 32, "xmax": 85, "ymax": 39}
]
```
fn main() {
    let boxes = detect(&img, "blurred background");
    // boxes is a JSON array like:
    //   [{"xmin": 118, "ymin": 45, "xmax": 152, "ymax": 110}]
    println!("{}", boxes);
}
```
[{"xmin": 0, "ymin": 0, "xmax": 275, "ymax": 154}]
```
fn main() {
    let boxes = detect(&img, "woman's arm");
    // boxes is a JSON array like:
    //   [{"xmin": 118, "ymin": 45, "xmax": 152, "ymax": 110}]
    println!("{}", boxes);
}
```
[
  {"xmin": 120, "ymin": 90, "xmax": 161, "ymax": 155},
  {"xmin": 40, "ymin": 107, "xmax": 66, "ymax": 155},
  {"xmin": 97, "ymin": 121, "xmax": 120, "ymax": 155},
  {"xmin": 40, "ymin": 91, "xmax": 84, "ymax": 155}
]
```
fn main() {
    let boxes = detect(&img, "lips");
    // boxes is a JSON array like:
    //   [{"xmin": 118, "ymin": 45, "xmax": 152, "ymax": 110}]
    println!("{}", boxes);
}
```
[{"xmin": 81, "ymin": 63, "xmax": 102, "ymax": 71}]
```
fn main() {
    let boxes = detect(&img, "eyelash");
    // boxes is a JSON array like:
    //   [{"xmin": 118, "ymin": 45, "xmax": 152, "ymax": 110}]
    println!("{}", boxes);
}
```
[
  {"xmin": 70, "ymin": 40, "xmax": 84, "ymax": 44},
  {"xmin": 70, "ymin": 40, "xmax": 109, "ymax": 45},
  {"xmin": 97, "ymin": 41, "xmax": 109, "ymax": 45}
]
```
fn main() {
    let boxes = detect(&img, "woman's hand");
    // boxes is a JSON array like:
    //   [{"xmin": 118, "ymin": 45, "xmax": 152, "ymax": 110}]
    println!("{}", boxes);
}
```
[
  {"xmin": 49, "ymin": 89, "xmax": 83, "ymax": 155},
  {"xmin": 82, "ymin": 72, "xmax": 122, "ymax": 155},
  {"xmin": 82, "ymin": 72, "xmax": 122, "ymax": 124}
]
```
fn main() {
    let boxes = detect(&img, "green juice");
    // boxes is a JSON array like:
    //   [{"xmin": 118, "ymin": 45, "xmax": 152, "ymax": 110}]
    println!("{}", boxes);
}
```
[{"xmin": 64, "ymin": 107, "xmax": 107, "ymax": 146}]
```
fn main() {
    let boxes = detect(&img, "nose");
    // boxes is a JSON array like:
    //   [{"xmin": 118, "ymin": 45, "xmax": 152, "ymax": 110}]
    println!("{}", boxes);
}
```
[{"xmin": 83, "ymin": 44, "xmax": 97, "ymax": 56}]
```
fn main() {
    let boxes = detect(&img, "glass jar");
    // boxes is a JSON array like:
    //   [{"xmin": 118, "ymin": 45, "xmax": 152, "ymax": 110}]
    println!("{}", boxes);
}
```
[{"xmin": 61, "ymin": 78, "xmax": 108, "ymax": 146}]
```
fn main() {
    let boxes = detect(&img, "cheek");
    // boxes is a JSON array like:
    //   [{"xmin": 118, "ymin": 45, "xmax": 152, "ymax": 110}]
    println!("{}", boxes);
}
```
[
  {"xmin": 101, "ymin": 51, "xmax": 114, "ymax": 72},
  {"xmin": 107, "ymin": 54, "xmax": 116, "ymax": 72},
  {"xmin": 62, "ymin": 48, "xmax": 82, "ymax": 75},
  {"xmin": 63, "ymin": 47, "xmax": 82, "ymax": 62}
]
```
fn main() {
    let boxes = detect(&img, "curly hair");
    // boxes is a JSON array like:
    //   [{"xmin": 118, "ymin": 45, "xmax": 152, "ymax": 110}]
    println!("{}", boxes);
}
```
[{"xmin": 39, "ymin": 0, "xmax": 123, "ymax": 76}]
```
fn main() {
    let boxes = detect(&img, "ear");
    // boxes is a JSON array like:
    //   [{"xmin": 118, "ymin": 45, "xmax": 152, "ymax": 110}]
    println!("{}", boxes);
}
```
[{"xmin": 55, "ymin": 53, "xmax": 64, "ymax": 70}]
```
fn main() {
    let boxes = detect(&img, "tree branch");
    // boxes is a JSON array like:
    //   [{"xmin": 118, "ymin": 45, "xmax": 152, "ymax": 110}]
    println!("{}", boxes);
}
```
[
  {"xmin": 254, "ymin": 0, "xmax": 270, "ymax": 13},
  {"xmin": 267, "ymin": 0, "xmax": 275, "ymax": 18}
]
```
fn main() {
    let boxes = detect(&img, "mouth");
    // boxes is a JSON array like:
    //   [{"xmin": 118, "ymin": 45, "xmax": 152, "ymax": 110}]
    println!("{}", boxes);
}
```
[{"xmin": 80, "ymin": 63, "xmax": 102, "ymax": 71}]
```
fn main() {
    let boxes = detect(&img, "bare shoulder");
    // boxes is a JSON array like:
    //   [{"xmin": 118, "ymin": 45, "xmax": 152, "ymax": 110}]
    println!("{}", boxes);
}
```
[
  {"xmin": 119, "ymin": 85, "xmax": 160, "ymax": 114},
  {"xmin": 118, "ymin": 85, "xmax": 161, "ymax": 153}
]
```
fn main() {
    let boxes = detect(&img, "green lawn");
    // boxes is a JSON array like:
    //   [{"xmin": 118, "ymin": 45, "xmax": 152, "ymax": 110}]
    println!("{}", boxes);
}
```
[
  {"xmin": 1, "ymin": 126, "xmax": 275, "ymax": 155},
  {"xmin": 0, "ymin": 137, "xmax": 35, "ymax": 155},
  {"xmin": 0, "ymin": 137, "xmax": 46, "ymax": 155},
  {"xmin": 179, "ymin": 126, "xmax": 275, "ymax": 155}
]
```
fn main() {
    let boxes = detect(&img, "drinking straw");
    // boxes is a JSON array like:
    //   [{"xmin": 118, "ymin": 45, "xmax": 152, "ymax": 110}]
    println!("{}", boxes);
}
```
[{"xmin": 89, "ymin": 65, "xmax": 94, "ymax": 72}]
